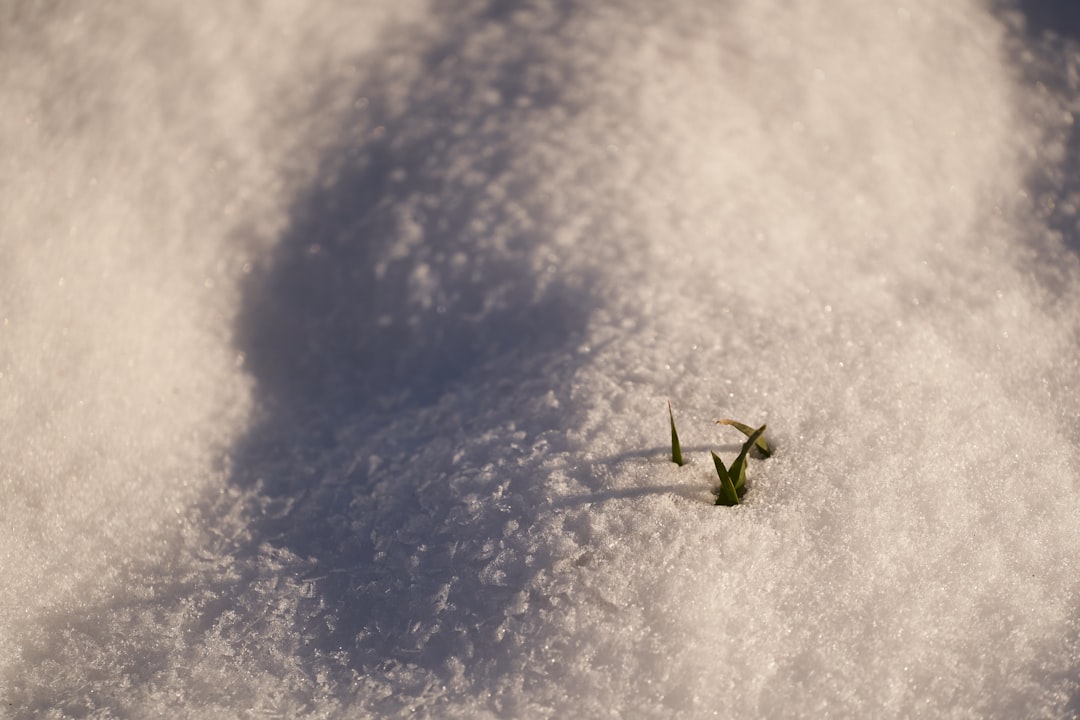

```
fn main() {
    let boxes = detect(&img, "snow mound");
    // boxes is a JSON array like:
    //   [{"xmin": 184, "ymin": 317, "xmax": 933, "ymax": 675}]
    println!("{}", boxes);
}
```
[{"xmin": 4, "ymin": 0, "xmax": 1080, "ymax": 717}]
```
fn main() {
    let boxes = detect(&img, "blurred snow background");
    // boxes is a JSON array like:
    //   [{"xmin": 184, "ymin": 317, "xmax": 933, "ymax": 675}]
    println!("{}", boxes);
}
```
[{"xmin": 4, "ymin": 0, "xmax": 1080, "ymax": 717}]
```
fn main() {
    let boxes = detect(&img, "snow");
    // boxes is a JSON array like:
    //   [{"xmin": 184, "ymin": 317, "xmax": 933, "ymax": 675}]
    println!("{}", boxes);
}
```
[{"xmin": 4, "ymin": 0, "xmax": 1080, "ymax": 717}]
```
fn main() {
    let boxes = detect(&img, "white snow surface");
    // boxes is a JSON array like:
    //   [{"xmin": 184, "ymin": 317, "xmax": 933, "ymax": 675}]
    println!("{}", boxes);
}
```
[{"xmin": 4, "ymin": 0, "xmax": 1080, "ymax": 717}]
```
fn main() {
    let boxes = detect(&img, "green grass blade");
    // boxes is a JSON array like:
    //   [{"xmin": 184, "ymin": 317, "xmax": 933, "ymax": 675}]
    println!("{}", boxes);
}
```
[
  {"xmin": 716, "ymin": 418, "xmax": 772, "ymax": 458},
  {"xmin": 729, "ymin": 454, "xmax": 748, "ymax": 496},
  {"xmin": 669, "ymin": 401, "xmax": 684, "ymax": 466},
  {"xmin": 728, "ymin": 424, "xmax": 766, "ymax": 497},
  {"xmin": 711, "ymin": 451, "xmax": 740, "ymax": 506}
]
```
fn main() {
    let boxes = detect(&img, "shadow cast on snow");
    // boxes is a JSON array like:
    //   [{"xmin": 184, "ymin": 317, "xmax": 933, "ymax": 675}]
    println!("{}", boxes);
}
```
[
  {"xmin": 7, "ymin": 1, "xmax": 609, "ymax": 715},
  {"xmin": 995, "ymin": 1, "xmax": 1080, "ymax": 713},
  {"xmin": 227, "ymin": 0, "xmax": 600, "ymax": 702},
  {"xmin": 1010, "ymin": 0, "xmax": 1080, "ymax": 39},
  {"xmin": 996, "ymin": 0, "xmax": 1080, "ymax": 265}
]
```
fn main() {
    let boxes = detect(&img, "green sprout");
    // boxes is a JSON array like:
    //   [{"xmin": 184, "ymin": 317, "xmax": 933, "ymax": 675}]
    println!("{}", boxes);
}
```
[
  {"xmin": 711, "ymin": 452, "xmax": 741, "ymax": 506},
  {"xmin": 664, "ymin": 403, "xmax": 771, "ymax": 506},
  {"xmin": 669, "ymin": 401, "xmax": 684, "ymax": 466},
  {"xmin": 711, "ymin": 423, "xmax": 766, "ymax": 506}
]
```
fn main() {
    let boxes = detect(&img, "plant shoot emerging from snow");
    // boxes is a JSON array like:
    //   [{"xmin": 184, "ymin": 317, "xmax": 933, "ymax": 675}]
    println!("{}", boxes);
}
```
[
  {"xmin": 711, "ymin": 423, "xmax": 767, "ymax": 506},
  {"xmin": 666, "ymin": 403, "xmax": 771, "ymax": 505},
  {"xmin": 669, "ymin": 401, "xmax": 685, "ymax": 466}
]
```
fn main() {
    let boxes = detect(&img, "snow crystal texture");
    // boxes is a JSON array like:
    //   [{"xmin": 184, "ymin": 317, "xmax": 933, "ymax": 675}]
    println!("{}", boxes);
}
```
[{"xmin": 4, "ymin": 0, "xmax": 1080, "ymax": 717}]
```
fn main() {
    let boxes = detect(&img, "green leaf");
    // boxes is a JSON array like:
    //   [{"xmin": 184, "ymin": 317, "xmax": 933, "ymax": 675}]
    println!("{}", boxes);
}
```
[
  {"xmin": 712, "ymin": 451, "xmax": 740, "ymax": 506},
  {"xmin": 716, "ymin": 418, "xmax": 772, "ymax": 458},
  {"xmin": 728, "ymin": 424, "xmax": 766, "ymax": 497},
  {"xmin": 669, "ymin": 401, "xmax": 684, "ymax": 466},
  {"xmin": 729, "ymin": 454, "xmax": 748, "ymax": 497}
]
